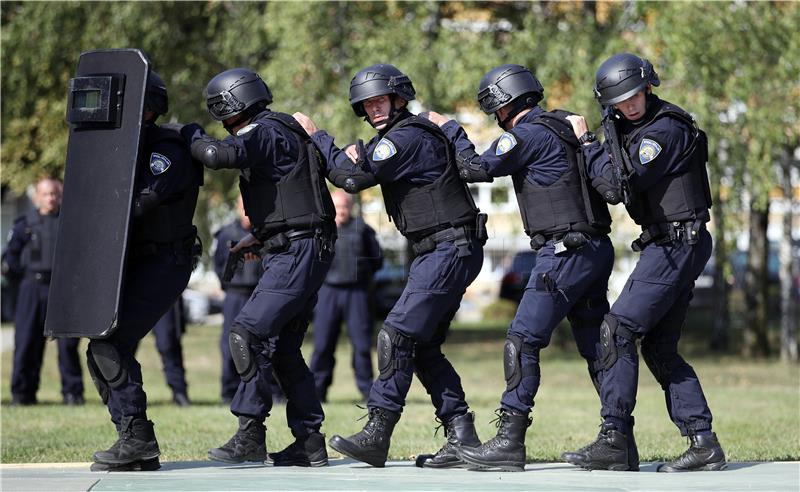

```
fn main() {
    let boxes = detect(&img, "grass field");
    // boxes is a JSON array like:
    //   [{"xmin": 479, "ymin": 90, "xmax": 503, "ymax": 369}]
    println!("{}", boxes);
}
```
[{"xmin": 1, "ymin": 321, "xmax": 798, "ymax": 464}]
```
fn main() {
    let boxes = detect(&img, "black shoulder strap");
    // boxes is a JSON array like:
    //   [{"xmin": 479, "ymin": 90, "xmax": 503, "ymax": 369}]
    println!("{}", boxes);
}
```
[
  {"xmin": 529, "ymin": 109, "xmax": 580, "ymax": 148},
  {"xmin": 262, "ymin": 111, "xmax": 313, "ymax": 143}
]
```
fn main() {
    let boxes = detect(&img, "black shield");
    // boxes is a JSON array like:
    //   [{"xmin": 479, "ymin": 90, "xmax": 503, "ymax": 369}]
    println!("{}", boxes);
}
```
[{"xmin": 45, "ymin": 49, "xmax": 149, "ymax": 338}]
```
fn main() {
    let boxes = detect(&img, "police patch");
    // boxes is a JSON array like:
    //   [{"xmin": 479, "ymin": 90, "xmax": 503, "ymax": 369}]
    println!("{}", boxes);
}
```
[
  {"xmin": 372, "ymin": 138, "xmax": 397, "ymax": 161},
  {"xmin": 495, "ymin": 132, "xmax": 518, "ymax": 156},
  {"xmin": 638, "ymin": 138, "xmax": 662, "ymax": 165},
  {"xmin": 149, "ymin": 153, "xmax": 171, "ymax": 175},
  {"xmin": 236, "ymin": 123, "xmax": 258, "ymax": 136}
]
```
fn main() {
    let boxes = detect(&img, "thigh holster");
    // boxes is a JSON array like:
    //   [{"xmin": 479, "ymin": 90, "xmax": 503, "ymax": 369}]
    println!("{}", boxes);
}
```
[
  {"xmin": 377, "ymin": 325, "xmax": 415, "ymax": 380},
  {"xmin": 504, "ymin": 335, "xmax": 539, "ymax": 391},
  {"xmin": 229, "ymin": 326, "xmax": 260, "ymax": 382},
  {"xmin": 599, "ymin": 315, "xmax": 639, "ymax": 371}
]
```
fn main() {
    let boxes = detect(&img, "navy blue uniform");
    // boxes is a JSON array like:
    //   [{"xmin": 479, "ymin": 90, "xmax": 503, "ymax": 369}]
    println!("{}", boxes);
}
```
[
  {"xmin": 93, "ymin": 123, "xmax": 200, "ymax": 424},
  {"xmin": 442, "ymin": 106, "xmax": 613, "ymax": 414},
  {"xmin": 312, "ymin": 112, "xmax": 484, "ymax": 422},
  {"xmin": 6, "ymin": 210, "xmax": 83, "ymax": 403},
  {"xmin": 581, "ymin": 96, "xmax": 714, "ymax": 436},
  {"xmin": 310, "ymin": 217, "xmax": 382, "ymax": 401},
  {"xmin": 186, "ymin": 111, "xmax": 331, "ymax": 437}
]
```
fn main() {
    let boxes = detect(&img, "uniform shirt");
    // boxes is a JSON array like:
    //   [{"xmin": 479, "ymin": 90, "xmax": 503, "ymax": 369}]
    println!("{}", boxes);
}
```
[
  {"xmin": 325, "ymin": 217, "xmax": 383, "ymax": 286},
  {"xmin": 441, "ymin": 106, "xmax": 570, "ymax": 186},
  {"xmin": 4, "ymin": 211, "xmax": 59, "ymax": 276}
]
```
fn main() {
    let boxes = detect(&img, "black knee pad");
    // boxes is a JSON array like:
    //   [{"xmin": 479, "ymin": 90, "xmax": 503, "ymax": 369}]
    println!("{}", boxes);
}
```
[
  {"xmin": 88, "ymin": 340, "xmax": 127, "ymax": 390},
  {"xmin": 413, "ymin": 345, "xmax": 448, "ymax": 388},
  {"xmin": 599, "ymin": 315, "xmax": 638, "ymax": 371},
  {"xmin": 229, "ymin": 326, "xmax": 259, "ymax": 382},
  {"xmin": 641, "ymin": 340, "xmax": 680, "ymax": 388},
  {"xmin": 504, "ymin": 335, "xmax": 539, "ymax": 391},
  {"xmin": 377, "ymin": 325, "xmax": 414, "ymax": 380},
  {"xmin": 85, "ymin": 347, "xmax": 109, "ymax": 404}
]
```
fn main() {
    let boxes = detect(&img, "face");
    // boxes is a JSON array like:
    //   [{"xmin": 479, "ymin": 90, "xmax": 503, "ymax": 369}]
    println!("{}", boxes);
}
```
[
  {"xmin": 362, "ymin": 95, "xmax": 395, "ymax": 129},
  {"xmin": 613, "ymin": 90, "xmax": 647, "ymax": 121},
  {"xmin": 35, "ymin": 179, "xmax": 62, "ymax": 215},
  {"xmin": 332, "ymin": 191, "xmax": 353, "ymax": 227}
]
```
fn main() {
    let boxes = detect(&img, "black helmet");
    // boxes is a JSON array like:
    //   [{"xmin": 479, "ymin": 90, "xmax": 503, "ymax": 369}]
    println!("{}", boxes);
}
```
[
  {"xmin": 477, "ymin": 64, "xmax": 544, "ymax": 115},
  {"xmin": 145, "ymin": 70, "xmax": 168, "ymax": 116},
  {"xmin": 594, "ymin": 53, "xmax": 660, "ymax": 106},
  {"xmin": 349, "ymin": 64, "xmax": 415, "ymax": 117},
  {"xmin": 204, "ymin": 68, "xmax": 273, "ymax": 121}
]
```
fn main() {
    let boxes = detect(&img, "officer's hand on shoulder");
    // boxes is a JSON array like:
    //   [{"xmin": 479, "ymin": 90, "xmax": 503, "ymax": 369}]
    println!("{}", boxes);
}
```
[
  {"xmin": 422, "ymin": 111, "xmax": 451, "ymax": 127},
  {"xmin": 565, "ymin": 115, "xmax": 589, "ymax": 141},
  {"xmin": 292, "ymin": 112, "xmax": 318, "ymax": 136},
  {"xmin": 344, "ymin": 144, "xmax": 359, "ymax": 164}
]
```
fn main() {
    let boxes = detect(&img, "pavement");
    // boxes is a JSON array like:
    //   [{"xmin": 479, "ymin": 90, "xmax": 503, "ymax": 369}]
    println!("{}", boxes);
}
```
[{"xmin": 1, "ymin": 460, "xmax": 798, "ymax": 492}]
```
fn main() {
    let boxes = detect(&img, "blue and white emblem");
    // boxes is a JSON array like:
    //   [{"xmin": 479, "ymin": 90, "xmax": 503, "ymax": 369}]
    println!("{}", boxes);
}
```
[
  {"xmin": 372, "ymin": 138, "xmax": 397, "ymax": 161},
  {"xmin": 638, "ymin": 138, "xmax": 662, "ymax": 165},
  {"xmin": 149, "ymin": 152, "xmax": 171, "ymax": 175},
  {"xmin": 236, "ymin": 123, "xmax": 258, "ymax": 136},
  {"xmin": 495, "ymin": 132, "xmax": 518, "ymax": 156}
]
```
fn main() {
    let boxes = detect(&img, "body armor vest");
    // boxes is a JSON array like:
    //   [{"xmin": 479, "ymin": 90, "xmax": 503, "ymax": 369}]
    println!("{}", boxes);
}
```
[
  {"xmin": 512, "ymin": 110, "xmax": 612, "ymax": 238},
  {"xmin": 379, "ymin": 116, "xmax": 479, "ymax": 241},
  {"xmin": 621, "ymin": 100, "xmax": 712, "ymax": 226},
  {"xmin": 220, "ymin": 222, "xmax": 262, "ymax": 288},
  {"xmin": 239, "ymin": 112, "xmax": 335, "ymax": 239},
  {"xmin": 131, "ymin": 126, "xmax": 201, "ymax": 244},
  {"xmin": 326, "ymin": 217, "xmax": 369, "ymax": 285},
  {"xmin": 22, "ymin": 210, "xmax": 58, "ymax": 273}
]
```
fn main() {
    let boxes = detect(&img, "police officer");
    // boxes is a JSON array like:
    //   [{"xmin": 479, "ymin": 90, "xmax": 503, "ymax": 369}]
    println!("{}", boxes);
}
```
[
  {"xmin": 561, "ymin": 53, "xmax": 726, "ymax": 472},
  {"xmin": 88, "ymin": 71, "xmax": 202, "ymax": 472},
  {"xmin": 5, "ymin": 178, "xmax": 84, "ymax": 406},
  {"xmin": 310, "ymin": 190, "xmax": 383, "ymax": 403},
  {"xmin": 294, "ymin": 63, "xmax": 486, "ymax": 468},
  {"xmin": 424, "ymin": 64, "xmax": 617, "ymax": 472},
  {"xmin": 137, "ymin": 300, "xmax": 190, "ymax": 406},
  {"xmin": 182, "ymin": 68, "xmax": 335, "ymax": 467}
]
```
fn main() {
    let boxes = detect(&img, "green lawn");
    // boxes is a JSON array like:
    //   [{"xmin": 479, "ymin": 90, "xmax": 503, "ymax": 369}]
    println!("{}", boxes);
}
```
[{"xmin": 1, "ymin": 322, "xmax": 798, "ymax": 463}]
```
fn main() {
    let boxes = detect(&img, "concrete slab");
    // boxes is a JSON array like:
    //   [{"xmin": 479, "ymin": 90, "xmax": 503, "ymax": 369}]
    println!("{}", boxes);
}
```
[{"xmin": 1, "ymin": 460, "xmax": 797, "ymax": 491}]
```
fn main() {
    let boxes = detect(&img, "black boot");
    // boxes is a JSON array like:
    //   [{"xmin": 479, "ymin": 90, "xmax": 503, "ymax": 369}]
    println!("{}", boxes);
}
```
[
  {"xmin": 267, "ymin": 431, "xmax": 328, "ymax": 467},
  {"xmin": 560, "ymin": 422, "xmax": 630, "ymax": 471},
  {"xmin": 208, "ymin": 416, "xmax": 267, "ymax": 464},
  {"xmin": 93, "ymin": 417, "xmax": 160, "ymax": 466},
  {"xmin": 416, "ymin": 412, "xmax": 482, "ymax": 469},
  {"xmin": 628, "ymin": 416, "xmax": 640, "ymax": 472},
  {"xmin": 658, "ymin": 433, "xmax": 727, "ymax": 472},
  {"xmin": 328, "ymin": 407, "xmax": 400, "ymax": 467},
  {"xmin": 457, "ymin": 409, "xmax": 531, "ymax": 472}
]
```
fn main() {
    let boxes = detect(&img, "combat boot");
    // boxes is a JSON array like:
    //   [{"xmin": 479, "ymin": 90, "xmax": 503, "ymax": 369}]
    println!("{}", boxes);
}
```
[
  {"xmin": 658, "ymin": 433, "xmax": 727, "ymax": 472},
  {"xmin": 457, "ymin": 409, "xmax": 531, "ymax": 472},
  {"xmin": 416, "ymin": 412, "xmax": 481, "ymax": 469},
  {"xmin": 628, "ymin": 416, "xmax": 640, "ymax": 472},
  {"xmin": 560, "ymin": 421, "xmax": 629, "ymax": 471},
  {"xmin": 328, "ymin": 407, "xmax": 400, "ymax": 467},
  {"xmin": 93, "ymin": 416, "xmax": 160, "ymax": 466},
  {"xmin": 267, "ymin": 431, "xmax": 328, "ymax": 467},
  {"xmin": 208, "ymin": 416, "xmax": 267, "ymax": 464}
]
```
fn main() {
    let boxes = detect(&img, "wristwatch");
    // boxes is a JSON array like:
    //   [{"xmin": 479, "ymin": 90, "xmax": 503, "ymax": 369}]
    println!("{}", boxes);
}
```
[{"xmin": 578, "ymin": 131, "xmax": 597, "ymax": 144}]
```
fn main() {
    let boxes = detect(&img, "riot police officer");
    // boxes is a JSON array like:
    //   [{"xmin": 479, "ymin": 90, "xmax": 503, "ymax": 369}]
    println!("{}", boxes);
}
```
[
  {"xmin": 294, "ymin": 63, "xmax": 486, "ymax": 468},
  {"xmin": 424, "ymin": 64, "xmax": 618, "ymax": 472},
  {"xmin": 5, "ymin": 178, "xmax": 84, "ymax": 406},
  {"xmin": 88, "ymin": 71, "xmax": 202, "ymax": 471},
  {"xmin": 561, "ymin": 53, "xmax": 726, "ymax": 472},
  {"xmin": 310, "ymin": 190, "xmax": 383, "ymax": 403},
  {"xmin": 182, "ymin": 68, "xmax": 335, "ymax": 467}
]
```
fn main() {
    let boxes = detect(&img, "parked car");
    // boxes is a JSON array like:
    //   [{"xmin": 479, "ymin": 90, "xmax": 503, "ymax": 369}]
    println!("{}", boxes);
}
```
[{"xmin": 499, "ymin": 250, "xmax": 537, "ymax": 304}]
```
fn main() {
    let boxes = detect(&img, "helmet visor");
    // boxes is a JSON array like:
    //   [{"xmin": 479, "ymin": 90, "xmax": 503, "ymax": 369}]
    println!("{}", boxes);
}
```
[
  {"xmin": 207, "ymin": 90, "xmax": 246, "ymax": 120},
  {"xmin": 477, "ymin": 84, "xmax": 512, "ymax": 114}
]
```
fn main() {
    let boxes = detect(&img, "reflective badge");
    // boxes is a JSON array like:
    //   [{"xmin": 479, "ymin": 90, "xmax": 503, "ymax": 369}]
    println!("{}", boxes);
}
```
[
  {"xmin": 372, "ymin": 138, "xmax": 397, "ymax": 161},
  {"xmin": 495, "ymin": 132, "xmax": 517, "ymax": 155},
  {"xmin": 236, "ymin": 123, "xmax": 258, "ymax": 136},
  {"xmin": 149, "ymin": 153, "xmax": 171, "ymax": 175},
  {"xmin": 638, "ymin": 138, "xmax": 662, "ymax": 165}
]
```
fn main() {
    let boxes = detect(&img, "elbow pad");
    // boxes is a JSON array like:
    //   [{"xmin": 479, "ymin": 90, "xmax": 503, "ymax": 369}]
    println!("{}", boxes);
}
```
[
  {"xmin": 190, "ymin": 137, "xmax": 238, "ymax": 170},
  {"xmin": 133, "ymin": 188, "xmax": 161, "ymax": 217},
  {"xmin": 456, "ymin": 149, "xmax": 492, "ymax": 183},
  {"xmin": 591, "ymin": 176, "xmax": 621, "ymax": 205},
  {"xmin": 329, "ymin": 168, "xmax": 375, "ymax": 193}
]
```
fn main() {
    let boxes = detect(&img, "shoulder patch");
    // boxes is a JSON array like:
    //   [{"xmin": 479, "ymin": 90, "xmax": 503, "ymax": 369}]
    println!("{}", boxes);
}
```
[
  {"xmin": 495, "ymin": 132, "xmax": 518, "ymax": 155},
  {"xmin": 149, "ymin": 152, "xmax": 171, "ymax": 175},
  {"xmin": 638, "ymin": 138, "xmax": 662, "ymax": 165},
  {"xmin": 372, "ymin": 138, "xmax": 397, "ymax": 161},
  {"xmin": 236, "ymin": 123, "xmax": 259, "ymax": 136}
]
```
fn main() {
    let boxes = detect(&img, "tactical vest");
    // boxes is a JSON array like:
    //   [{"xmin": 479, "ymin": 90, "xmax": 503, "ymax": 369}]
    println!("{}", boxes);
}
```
[
  {"xmin": 512, "ymin": 110, "xmax": 612, "ymax": 238},
  {"xmin": 622, "ymin": 100, "xmax": 713, "ymax": 226},
  {"xmin": 131, "ymin": 126, "xmax": 201, "ymax": 244},
  {"xmin": 22, "ymin": 210, "xmax": 59, "ymax": 273},
  {"xmin": 379, "ymin": 116, "xmax": 479, "ymax": 241},
  {"xmin": 326, "ymin": 218, "xmax": 369, "ymax": 285},
  {"xmin": 220, "ymin": 223, "xmax": 262, "ymax": 288},
  {"xmin": 239, "ymin": 112, "xmax": 335, "ymax": 238}
]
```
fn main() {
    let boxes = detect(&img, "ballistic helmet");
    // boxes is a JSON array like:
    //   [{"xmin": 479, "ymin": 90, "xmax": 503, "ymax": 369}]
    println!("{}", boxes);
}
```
[
  {"xmin": 145, "ymin": 70, "xmax": 168, "ymax": 116},
  {"xmin": 594, "ymin": 53, "xmax": 660, "ymax": 106},
  {"xmin": 349, "ymin": 64, "xmax": 415, "ymax": 117},
  {"xmin": 204, "ymin": 68, "xmax": 273, "ymax": 121},
  {"xmin": 477, "ymin": 64, "xmax": 544, "ymax": 115}
]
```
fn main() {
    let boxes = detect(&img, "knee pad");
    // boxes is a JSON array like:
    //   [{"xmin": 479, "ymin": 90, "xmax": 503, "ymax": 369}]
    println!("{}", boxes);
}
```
[
  {"xmin": 413, "ymin": 345, "xmax": 448, "ymax": 388},
  {"xmin": 641, "ymin": 340, "xmax": 680, "ymax": 388},
  {"xmin": 377, "ymin": 325, "xmax": 414, "ymax": 380},
  {"xmin": 88, "ymin": 340, "xmax": 128, "ymax": 390},
  {"xmin": 599, "ymin": 315, "xmax": 638, "ymax": 371},
  {"xmin": 229, "ymin": 326, "xmax": 259, "ymax": 382},
  {"xmin": 504, "ymin": 335, "xmax": 539, "ymax": 391},
  {"xmin": 85, "ymin": 347, "xmax": 109, "ymax": 404}
]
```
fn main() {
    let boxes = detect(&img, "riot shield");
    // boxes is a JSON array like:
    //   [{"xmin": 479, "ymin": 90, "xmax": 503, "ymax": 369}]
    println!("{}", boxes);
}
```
[{"xmin": 44, "ymin": 49, "xmax": 149, "ymax": 338}]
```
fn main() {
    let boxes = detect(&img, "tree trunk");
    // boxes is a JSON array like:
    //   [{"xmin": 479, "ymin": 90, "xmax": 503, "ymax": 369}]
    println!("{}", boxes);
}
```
[
  {"xmin": 710, "ymin": 190, "xmax": 730, "ymax": 351},
  {"xmin": 779, "ymin": 153, "xmax": 799, "ymax": 363},
  {"xmin": 743, "ymin": 201, "xmax": 771, "ymax": 357}
]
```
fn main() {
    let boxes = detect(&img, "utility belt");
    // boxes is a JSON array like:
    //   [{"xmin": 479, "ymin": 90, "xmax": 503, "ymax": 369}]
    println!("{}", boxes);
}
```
[
  {"xmin": 260, "ymin": 224, "xmax": 336, "ymax": 262},
  {"xmin": 411, "ymin": 213, "xmax": 487, "ymax": 258},
  {"xmin": 24, "ymin": 271, "xmax": 51, "ymax": 283},
  {"xmin": 530, "ymin": 230, "xmax": 596, "ymax": 254},
  {"xmin": 631, "ymin": 220, "xmax": 705, "ymax": 252},
  {"xmin": 130, "ymin": 235, "xmax": 202, "ymax": 266}
]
